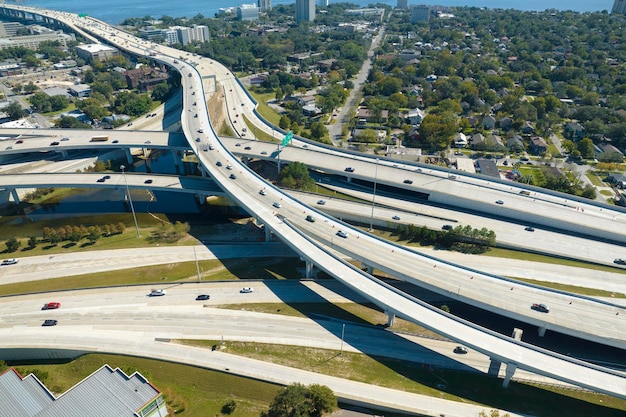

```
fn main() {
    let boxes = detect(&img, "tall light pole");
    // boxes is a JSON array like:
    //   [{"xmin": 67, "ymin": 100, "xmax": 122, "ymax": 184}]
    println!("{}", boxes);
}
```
[
  {"xmin": 369, "ymin": 158, "xmax": 379, "ymax": 231},
  {"xmin": 120, "ymin": 164, "xmax": 140, "ymax": 238}
]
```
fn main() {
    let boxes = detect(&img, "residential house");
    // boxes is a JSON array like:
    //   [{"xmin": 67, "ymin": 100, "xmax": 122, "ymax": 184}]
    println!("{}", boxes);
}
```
[
  {"xmin": 483, "ymin": 115, "xmax": 496, "ymax": 129},
  {"xmin": 529, "ymin": 136, "xmax": 548, "ymax": 154},
  {"xmin": 564, "ymin": 122, "xmax": 584, "ymax": 140},
  {"xmin": 356, "ymin": 108, "xmax": 388, "ymax": 123},
  {"xmin": 485, "ymin": 134, "xmax": 504, "ymax": 148},
  {"xmin": 470, "ymin": 133, "xmax": 485, "ymax": 149},
  {"xmin": 406, "ymin": 107, "xmax": 425, "ymax": 125},
  {"xmin": 521, "ymin": 121, "xmax": 535, "ymax": 134},
  {"xmin": 507, "ymin": 135, "xmax": 525, "ymax": 153},
  {"xmin": 499, "ymin": 116, "xmax": 512, "ymax": 131},
  {"xmin": 454, "ymin": 132, "xmax": 467, "ymax": 148},
  {"xmin": 68, "ymin": 84, "xmax": 91, "ymax": 98}
]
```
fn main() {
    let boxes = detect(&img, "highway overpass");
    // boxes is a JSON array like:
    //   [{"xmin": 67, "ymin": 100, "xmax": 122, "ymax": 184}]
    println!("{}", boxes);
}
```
[{"xmin": 1, "ymin": 4, "xmax": 626, "ymax": 403}]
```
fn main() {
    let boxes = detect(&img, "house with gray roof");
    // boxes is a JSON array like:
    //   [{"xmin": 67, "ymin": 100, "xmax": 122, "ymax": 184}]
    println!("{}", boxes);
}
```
[
  {"xmin": 507, "ymin": 135, "xmax": 525, "ymax": 153},
  {"xmin": 483, "ymin": 115, "xmax": 496, "ymax": 129},
  {"xmin": 0, "ymin": 364, "xmax": 167, "ymax": 417}
]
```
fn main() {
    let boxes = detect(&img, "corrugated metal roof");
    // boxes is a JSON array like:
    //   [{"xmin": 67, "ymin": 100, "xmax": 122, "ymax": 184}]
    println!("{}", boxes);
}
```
[
  {"xmin": 0, "ymin": 365, "xmax": 163, "ymax": 417},
  {"xmin": 0, "ymin": 369, "xmax": 54, "ymax": 417}
]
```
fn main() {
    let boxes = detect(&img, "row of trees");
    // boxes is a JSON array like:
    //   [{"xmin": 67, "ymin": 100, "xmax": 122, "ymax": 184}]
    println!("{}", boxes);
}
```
[
  {"xmin": 42, "ymin": 223, "xmax": 126, "ymax": 244},
  {"xmin": 397, "ymin": 224, "xmax": 496, "ymax": 254}
]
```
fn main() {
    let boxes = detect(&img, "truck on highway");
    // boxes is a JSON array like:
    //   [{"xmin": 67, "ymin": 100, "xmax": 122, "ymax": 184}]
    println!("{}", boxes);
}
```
[{"xmin": 90, "ymin": 135, "xmax": 109, "ymax": 142}]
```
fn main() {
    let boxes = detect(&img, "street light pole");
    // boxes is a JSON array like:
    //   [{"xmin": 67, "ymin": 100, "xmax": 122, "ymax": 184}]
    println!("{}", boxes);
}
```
[
  {"xmin": 340, "ymin": 323, "xmax": 345, "ymax": 356},
  {"xmin": 120, "ymin": 164, "xmax": 140, "ymax": 238},
  {"xmin": 369, "ymin": 158, "xmax": 379, "ymax": 231}
]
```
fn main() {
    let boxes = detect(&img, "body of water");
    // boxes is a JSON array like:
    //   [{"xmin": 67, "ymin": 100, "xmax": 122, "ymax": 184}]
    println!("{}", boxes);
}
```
[{"xmin": 17, "ymin": 0, "xmax": 613, "ymax": 24}]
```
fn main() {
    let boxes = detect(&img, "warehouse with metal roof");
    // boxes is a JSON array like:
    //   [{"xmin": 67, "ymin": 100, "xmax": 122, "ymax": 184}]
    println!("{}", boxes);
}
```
[{"xmin": 0, "ymin": 364, "xmax": 167, "ymax": 417}]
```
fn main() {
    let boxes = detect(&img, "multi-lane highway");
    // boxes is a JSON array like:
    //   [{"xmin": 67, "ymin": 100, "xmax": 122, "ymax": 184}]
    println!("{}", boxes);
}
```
[{"xmin": 1, "ymin": 4, "xmax": 626, "ymax": 405}]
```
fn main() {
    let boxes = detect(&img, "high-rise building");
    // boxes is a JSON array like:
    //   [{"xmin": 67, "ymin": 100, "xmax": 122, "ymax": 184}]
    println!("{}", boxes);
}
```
[
  {"xmin": 612, "ymin": 0, "xmax": 626, "ymax": 14},
  {"xmin": 296, "ymin": 0, "xmax": 315, "ymax": 22},
  {"xmin": 397, "ymin": 0, "xmax": 408, "ymax": 9},
  {"xmin": 258, "ymin": 0, "xmax": 272, "ymax": 12},
  {"xmin": 318, "ymin": 0, "xmax": 329, "ymax": 6},
  {"xmin": 411, "ymin": 5, "xmax": 430, "ymax": 23}
]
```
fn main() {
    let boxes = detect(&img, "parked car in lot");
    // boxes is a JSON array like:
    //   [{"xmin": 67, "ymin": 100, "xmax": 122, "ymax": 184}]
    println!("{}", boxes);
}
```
[
  {"xmin": 196, "ymin": 294, "xmax": 210, "ymax": 300},
  {"xmin": 1, "ymin": 258, "xmax": 18, "ymax": 265},
  {"xmin": 531, "ymin": 303, "xmax": 550, "ymax": 313},
  {"xmin": 149, "ymin": 289, "xmax": 166, "ymax": 297},
  {"xmin": 42, "ymin": 302, "xmax": 61, "ymax": 310},
  {"xmin": 454, "ymin": 345, "xmax": 468, "ymax": 354},
  {"xmin": 42, "ymin": 319, "xmax": 58, "ymax": 326},
  {"xmin": 336, "ymin": 230, "xmax": 348, "ymax": 238},
  {"xmin": 240, "ymin": 287, "xmax": 254, "ymax": 293}
]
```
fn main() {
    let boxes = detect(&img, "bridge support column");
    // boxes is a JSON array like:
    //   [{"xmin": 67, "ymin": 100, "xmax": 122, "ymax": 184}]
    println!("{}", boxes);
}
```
[
  {"xmin": 511, "ymin": 328, "xmax": 523, "ymax": 341},
  {"xmin": 537, "ymin": 326, "xmax": 546, "ymax": 337},
  {"xmin": 60, "ymin": 150, "xmax": 68, "ymax": 157},
  {"xmin": 125, "ymin": 149, "xmax": 133, "ymax": 164},
  {"xmin": 361, "ymin": 263, "xmax": 373, "ymax": 274},
  {"xmin": 347, "ymin": 177, "xmax": 352, "ymax": 183},
  {"xmin": 10, "ymin": 188, "xmax": 19, "ymax": 204},
  {"xmin": 487, "ymin": 358, "xmax": 501, "ymax": 376},
  {"xmin": 242, "ymin": 157, "xmax": 250, "ymax": 167},
  {"xmin": 172, "ymin": 151, "xmax": 180, "ymax": 169},
  {"xmin": 502, "ymin": 362, "xmax": 517, "ymax": 388},
  {"xmin": 265, "ymin": 226, "xmax": 272, "ymax": 242},
  {"xmin": 200, "ymin": 167, "xmax": 207, "ymax": 177},
  {"xmin": 305, "ymin": 261, "xmax": 316, "ymax": 279},
  {"xmin": 385, "ymin": 310, "xmax": 395, "ymax": 327}
]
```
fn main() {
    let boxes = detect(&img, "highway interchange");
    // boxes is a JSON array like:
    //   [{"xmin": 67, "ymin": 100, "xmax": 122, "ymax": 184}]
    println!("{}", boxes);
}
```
[{"xmin": 1, "ymin": 4, "xmax": 626, "ymax": 414}]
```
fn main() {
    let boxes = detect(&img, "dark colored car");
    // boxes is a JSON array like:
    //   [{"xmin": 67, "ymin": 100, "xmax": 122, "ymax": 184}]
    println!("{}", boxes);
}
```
[
  {"xmin": 196, "ymin": 294, "xmax": 210, "ymax": 300},
  {"xmin": 344, "ymin": 167, "xmax": 355, "ymax": 172},
  {"xmin": 50, "ymin": 141, "xmax": 59, "ymax": 146},
  {"xmin": 525, "ymin": 226, "xmax": 535, "ymax": 232},
  {"xmin": 531, "ymin": 303, "xmax": 550, "ymax": 313},
  {"xmin": 442, "ymin": 224, "xmax": 453, "ymax": 231},
  {"xmin": 144, "ymin": 179, "xmax": 153, "ymax": 184},
  {"xmin": 229, "ymin": 173, "xmax": 237, "ymax": 179},
  {"xmin": 403, "ymin": 179, "xmax": 413, "ymax": 184},
  {"xmin": 216, "ymin": 161, "xmax": 222, "ymax": 167},
  {"xmin": 42, "ymin": 319, "xmax": 58, "ymax": 326}
]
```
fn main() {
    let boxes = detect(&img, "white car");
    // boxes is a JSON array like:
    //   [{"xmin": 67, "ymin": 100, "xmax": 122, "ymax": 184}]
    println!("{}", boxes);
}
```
[
  {"xmin": 272, "ymin": 202, "xmax": 282, "ymax": 209},
  {"xmin": 240, "ymin": 287, "xmax": 254, "ymax": 293},
  {"xmin": 149, "ymin": 289, "xmax": 166, "ymax": 297},
  {"xmin": 336, "ymin": 230, "xmax": 348, "ymax": 239},
  {"xmin": 1, "ymin": 258, "xmax": 17, "ymax": 266},
  {"xmin": 259, "ymin": 189, "xmax": 267, "ymax": 196}
]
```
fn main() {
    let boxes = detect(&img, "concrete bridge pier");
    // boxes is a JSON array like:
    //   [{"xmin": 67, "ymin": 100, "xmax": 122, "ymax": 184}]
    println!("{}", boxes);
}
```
[
  {"xmin": 242, "ymin": 157, "xmax": 250, "ymax": 167},
  {"xmin": 125, "ymin": 149, "xmax": 133, "ymax": 164},
  {"xmin": 487, "ymin": 358, "xmax": 502, "ymax": 376},
  {"xmin": 305, "ymin": 261, "xmax": 316, "ymax": 279},
  {"xmin": 502, "ymin": 362, "xmax": 517, "ymax": 388},
  {"xmin": 200, "ymin": 166, "xmax": 207, "ymax": 177},
  {"xmin": 385, "ymin": 310, "xmax": 395, "ymax": 327},
  {"xmin": 538, "ymin": 326, "xmax": 547, "ymax": 337},
  {"xmin": 194, "ymin": 193, "xmax": 207, "ymax": 206},
  {"xmin": 264, "ymin": 225, "xmax": 272, "ymax": 242},
  {"xmin": 60, "ymin": 150, "xmax": 68, "ymax": 158},
  {"xmin": 10, "ymin": 188, "xmax": 19, "ymax": 204}
]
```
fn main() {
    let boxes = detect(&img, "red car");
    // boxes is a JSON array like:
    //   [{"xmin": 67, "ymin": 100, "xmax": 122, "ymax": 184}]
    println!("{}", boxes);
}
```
[{"xmin": 43, "ymin": 302, "xmax": 61, "ymax": 310}]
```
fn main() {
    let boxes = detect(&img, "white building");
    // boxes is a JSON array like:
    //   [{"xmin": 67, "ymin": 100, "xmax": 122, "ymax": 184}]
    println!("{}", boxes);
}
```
[
  {"xmin": 258, "ymin": 0, "xmax": 272, "ymax": 12},
  {"xmin": 162, "ymin": 25, "xmax": 210, "ymax": 45},
  {"xmin": 75, "ymin": 43, "xmax": 118, "ymax": 62},
  {"xmin": 238, "ymin": 4, "xmax": 260, "ymax": 20}
]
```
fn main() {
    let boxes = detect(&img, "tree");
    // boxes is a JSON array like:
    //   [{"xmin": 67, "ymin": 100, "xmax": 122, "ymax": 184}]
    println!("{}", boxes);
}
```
[
  {"xmin": 279, "ymin": 161, "xmax": 315, "ymax": 191},
  {"xmin": 5, "ymin": 237, "xmax": 20, "ymax": 252},
  {"xmin": 577, "ymin": 138, "xmax": 595, "ymax": 159},
  {"xmin": 309, "ymin": 121, "xmax": 327, "ymax": 141},
  {"xmin": 266, "ymin": 383, "xmax": 336, "ymax": 417},
  {"xmin": 5, "ymin": 101, "xmax": 24, "ymax": 120},
  {"xmin": 49, "ymin": 95, "xmax": 69, "ymax": 112},
  {"xmin": 27, "ymin": 236, "xmax": 38, "ymax": 249}
]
